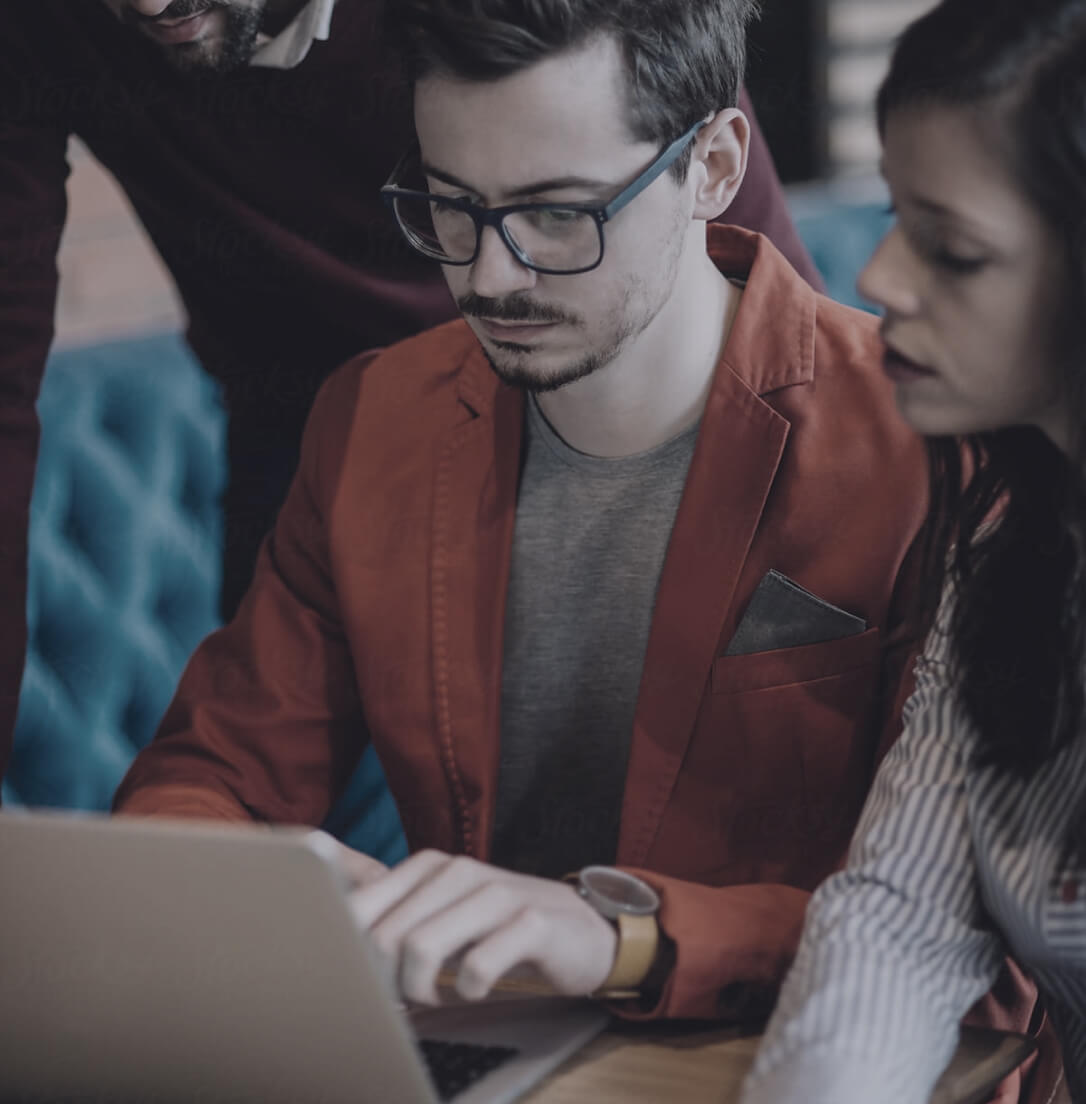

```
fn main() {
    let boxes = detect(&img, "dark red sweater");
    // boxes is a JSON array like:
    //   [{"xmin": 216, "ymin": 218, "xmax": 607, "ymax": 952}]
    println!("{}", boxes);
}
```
[{"xmin": 0, "ymin": 0, "xmax": 821, "ymax": 781}]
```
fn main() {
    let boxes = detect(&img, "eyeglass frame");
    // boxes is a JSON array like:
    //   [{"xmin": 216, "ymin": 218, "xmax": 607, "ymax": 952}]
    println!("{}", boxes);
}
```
[{"xmin": 379, "ymin": 118, "xmax": 706, "ymax": 276}]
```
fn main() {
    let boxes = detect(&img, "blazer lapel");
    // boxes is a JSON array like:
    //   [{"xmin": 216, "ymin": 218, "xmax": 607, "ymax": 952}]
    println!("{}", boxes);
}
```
[
  {"xmin": 430, "ymin": 355, "xmax": 524, "ymax": 860},
  {"xmin": 617, "ymin": 227, "xmax": 815, "ymax": 867},
  {"xmin": 617, "ymin": 375, "xmax": 789, "ymax": 866}
]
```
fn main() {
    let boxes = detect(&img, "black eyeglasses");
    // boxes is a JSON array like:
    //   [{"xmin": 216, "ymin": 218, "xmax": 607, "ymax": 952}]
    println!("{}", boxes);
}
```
[{"xmin": 380, "ymin": 119, "xmax": 704, "ymax": 276}]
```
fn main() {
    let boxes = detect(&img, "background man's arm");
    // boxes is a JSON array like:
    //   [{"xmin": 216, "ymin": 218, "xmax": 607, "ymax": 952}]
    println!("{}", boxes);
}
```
[{"xmin": 0, "ymin": 13, "xmax": 71, "ymax": 780}]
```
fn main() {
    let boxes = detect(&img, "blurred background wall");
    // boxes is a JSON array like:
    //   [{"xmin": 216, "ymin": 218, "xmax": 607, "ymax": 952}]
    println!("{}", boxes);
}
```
[{"xmin": 747, "ymin": 0, "xmax": 934, "ymax": 182}]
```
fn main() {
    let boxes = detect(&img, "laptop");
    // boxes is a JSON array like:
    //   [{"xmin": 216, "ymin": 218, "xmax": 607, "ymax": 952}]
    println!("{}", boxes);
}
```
[{"xmin": 0, "ymin": 810, "xmax": 608, "ymax": 1104}]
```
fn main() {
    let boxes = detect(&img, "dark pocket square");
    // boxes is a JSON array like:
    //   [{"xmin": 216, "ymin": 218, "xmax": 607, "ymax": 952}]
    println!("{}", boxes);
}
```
[{"xmin": 724, "ymin": 570, "xmax": 867, "ymax": 656}]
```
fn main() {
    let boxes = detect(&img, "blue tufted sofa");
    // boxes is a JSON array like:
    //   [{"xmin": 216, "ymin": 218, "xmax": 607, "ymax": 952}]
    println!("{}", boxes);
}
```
[
  {"xmin": 789, "ymin": 183, "xmax": 892, "ymax": 311},
  {"xmin": 7, "ymin": 333, "xmax": 407, "ymax": 864},
  {"xmin": 7, "ymin": 193, "xmax": 891, "ymax": 863}
]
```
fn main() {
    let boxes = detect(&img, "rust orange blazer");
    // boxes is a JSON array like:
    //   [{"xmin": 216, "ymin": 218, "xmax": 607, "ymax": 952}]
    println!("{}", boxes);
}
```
[{"xmin": 115, "ymin": 226, "xmax": 930, "ymax": 1021}]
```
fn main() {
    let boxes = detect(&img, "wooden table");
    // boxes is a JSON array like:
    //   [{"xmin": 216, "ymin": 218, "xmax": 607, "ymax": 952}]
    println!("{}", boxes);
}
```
[
  {"xmin": 522, "ymin": 1023, "xmax": 1034, "ymax": 1104},
  {"xmin": 522, "ymin": 1022, "xmax": 760, "ymax": 1103}
]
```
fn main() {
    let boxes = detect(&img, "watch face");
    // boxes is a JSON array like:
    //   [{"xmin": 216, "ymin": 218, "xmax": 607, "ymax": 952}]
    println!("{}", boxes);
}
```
[{"xmin": 580, "ymin": 866, "xmax": 660, "ymax": 917}]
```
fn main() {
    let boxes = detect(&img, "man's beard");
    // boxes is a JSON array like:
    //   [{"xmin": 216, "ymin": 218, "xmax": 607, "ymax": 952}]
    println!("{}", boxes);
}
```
[
  {"xmin": 125, "ymin": 0, "xmax": 265, "ymax": 72},
  {"xmin": 481, "ymin": 343, "xmax": 614, "ymax": 394},
  {"xmin": 459, "ymin": 291, "xmax": 638, "ymax": 395}
]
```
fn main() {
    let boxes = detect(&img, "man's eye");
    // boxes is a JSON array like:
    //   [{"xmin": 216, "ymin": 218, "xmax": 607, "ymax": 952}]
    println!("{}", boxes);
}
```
[
  {"xmin": 539, "ymin": 208, "xmax": 582, "ymax": 223},
  {"xmin": 523, "ymin": 208, "xmax": 588, "ymax": 233}
]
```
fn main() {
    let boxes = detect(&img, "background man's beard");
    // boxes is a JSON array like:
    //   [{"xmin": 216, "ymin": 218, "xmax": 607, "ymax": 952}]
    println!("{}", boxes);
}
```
[
  {"xmin": 174, "ymin": 6, "xmax": 262, "ymax": 71},
  {"xmin": 127, "ymin": 1, "xmax": 265, "ymax": 71}
]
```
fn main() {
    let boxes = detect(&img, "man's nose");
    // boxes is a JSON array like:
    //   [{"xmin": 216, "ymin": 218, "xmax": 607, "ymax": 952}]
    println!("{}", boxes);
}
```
[{"xmin": 469, "ymin": 225, "xmax": 538, "ymax": 300}]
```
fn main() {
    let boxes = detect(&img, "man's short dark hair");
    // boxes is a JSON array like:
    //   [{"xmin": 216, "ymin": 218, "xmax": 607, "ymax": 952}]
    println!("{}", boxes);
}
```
[{"xmin": 383, "ymin": 0, "xmax": 759, "ymax": 178}]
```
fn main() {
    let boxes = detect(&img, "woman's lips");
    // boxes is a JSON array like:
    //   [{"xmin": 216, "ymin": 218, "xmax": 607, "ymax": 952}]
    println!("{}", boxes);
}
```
[
  {"xmin": 142, "ymin": 11, "xmax": 212, "ymax": 44},
  {"xmin": 882, "ymin": 347, "xmax": 937, "ymax": 383}
]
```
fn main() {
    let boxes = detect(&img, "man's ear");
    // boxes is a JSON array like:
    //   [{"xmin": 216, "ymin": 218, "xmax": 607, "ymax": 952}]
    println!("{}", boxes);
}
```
[{"xmin": 690, "ymin": 107, "xmax": 750, "ymax": 221}]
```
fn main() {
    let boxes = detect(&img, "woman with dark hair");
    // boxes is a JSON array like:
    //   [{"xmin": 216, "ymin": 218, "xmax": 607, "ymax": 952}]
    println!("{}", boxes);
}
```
[{"xmin": 740, "ymin": 0, "xmax": 1086, "ymax": 1101}]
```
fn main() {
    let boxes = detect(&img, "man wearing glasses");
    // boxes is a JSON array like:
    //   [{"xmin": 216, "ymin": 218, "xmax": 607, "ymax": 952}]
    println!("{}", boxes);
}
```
[
  {"xmin": 115, "ymin": 0, "xmax": 933, "ymax": 1020},
  {"xmin": 0, "ymin": 0, "xmax": 817, "ymax": 787}
]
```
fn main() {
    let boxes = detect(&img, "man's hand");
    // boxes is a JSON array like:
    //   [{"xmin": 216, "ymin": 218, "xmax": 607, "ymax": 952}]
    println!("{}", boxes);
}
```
[
  {"xmin": 332, "ymin": 841, "xmax": 390, "ymax": 890},
  {"xmin": 348, "ymin": 850, "xmax": 617, "ymax": 1006}
]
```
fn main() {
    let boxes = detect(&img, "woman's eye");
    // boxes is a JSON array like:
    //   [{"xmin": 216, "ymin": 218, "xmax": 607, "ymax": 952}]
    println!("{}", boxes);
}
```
[
  {"xmin": 893, "ymin": 211, "xmax": 989, "ymax": 276},
  {"xmin": 908, "ymin": 228, "xmax": 988, "ymax": 275},
  {"xmin": 931, "ymin": 249, "xmax": 987, "ymax": 275}
]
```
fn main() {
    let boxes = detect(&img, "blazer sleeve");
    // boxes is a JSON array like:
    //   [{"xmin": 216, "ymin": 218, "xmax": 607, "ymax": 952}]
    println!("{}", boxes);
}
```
[
  {"xmin": 736, "ymin": 624, "xmax": 1008, "ymax": 1104},
  {"xmin": 112, "ymin": 357, "xmax": 376, "ymax": 825},
  {"xmin": 608, "ymin": 526, "xmax": 929, "ymax": 1023},
  {"xmin": 0, "ymin": 11, "xmax": 71, "ymax": 769}
]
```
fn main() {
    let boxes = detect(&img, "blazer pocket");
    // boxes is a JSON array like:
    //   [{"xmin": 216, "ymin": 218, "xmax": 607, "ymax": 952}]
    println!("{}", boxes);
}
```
[
  {"xmin": 724, "ymin": 569, "xmax": 867, "ymax": 656},
  {"xmin": 712, "ymin": 626, "xmax": 881, "ymax": 695}
]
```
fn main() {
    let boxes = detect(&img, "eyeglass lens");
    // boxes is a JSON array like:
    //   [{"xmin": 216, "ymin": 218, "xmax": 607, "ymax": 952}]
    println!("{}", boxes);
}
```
[{"xmin": 392, "ymin": 194, "xmax": 603, "ymax": 272}]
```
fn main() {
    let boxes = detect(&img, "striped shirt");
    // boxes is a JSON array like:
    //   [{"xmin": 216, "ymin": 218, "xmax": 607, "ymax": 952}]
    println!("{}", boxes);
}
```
[{"xmin": 740, "ymin": 608, "xmax": 1086, "ymax": 1104}]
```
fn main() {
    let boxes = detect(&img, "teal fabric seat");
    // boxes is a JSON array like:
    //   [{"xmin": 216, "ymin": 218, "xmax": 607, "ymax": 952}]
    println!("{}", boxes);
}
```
[
  {"xmin": 7, "ymin": 196, "xmax": 890, "ymax": 865},
  {"xmin": 8, "ymin": 335, "xmax": 224, "ymax": 811},
  {"xmin": 791, "ymin": 195, "xmax": 892, "ymax": 311},
  {"xmin": 7, "ymin": 333, "xmax": 407, "ymax": 865}
]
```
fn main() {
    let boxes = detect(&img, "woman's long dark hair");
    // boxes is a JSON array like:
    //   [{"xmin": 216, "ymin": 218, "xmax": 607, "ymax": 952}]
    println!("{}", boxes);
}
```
[{"xmin": 880, "ymin": 0, "xmax": 1086, "ymax": 799}]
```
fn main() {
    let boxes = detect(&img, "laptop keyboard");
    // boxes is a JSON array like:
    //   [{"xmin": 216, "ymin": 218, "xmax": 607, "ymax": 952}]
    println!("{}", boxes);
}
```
[{"xmin": 418, "ymin": 1038, "xmax": 520, "ymax": 1100}]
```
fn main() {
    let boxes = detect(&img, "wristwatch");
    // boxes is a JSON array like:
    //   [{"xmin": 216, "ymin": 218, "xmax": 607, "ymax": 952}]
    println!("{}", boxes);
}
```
[{"xmin": 569, "ymin": 866, "xmax": 661, "ymax": 997}]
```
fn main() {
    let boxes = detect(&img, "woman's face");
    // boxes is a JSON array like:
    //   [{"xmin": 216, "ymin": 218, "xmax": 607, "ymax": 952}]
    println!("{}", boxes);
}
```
[{"xmin": 858, "ymin": 104, "xmax": 1072, "ymax": 451}]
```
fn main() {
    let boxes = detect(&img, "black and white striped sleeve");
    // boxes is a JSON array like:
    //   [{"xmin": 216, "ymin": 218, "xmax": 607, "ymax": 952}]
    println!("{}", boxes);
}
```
[{"xmin": 739, "ymin": 622, "xmax": 1007, "ymax": 1104}]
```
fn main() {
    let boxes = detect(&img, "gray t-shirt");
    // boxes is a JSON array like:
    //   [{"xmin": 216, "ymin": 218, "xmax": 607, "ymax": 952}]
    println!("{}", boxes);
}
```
[{"xmin": 490, "ymin": 396, "xmax": 699, "ymax": 876}]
